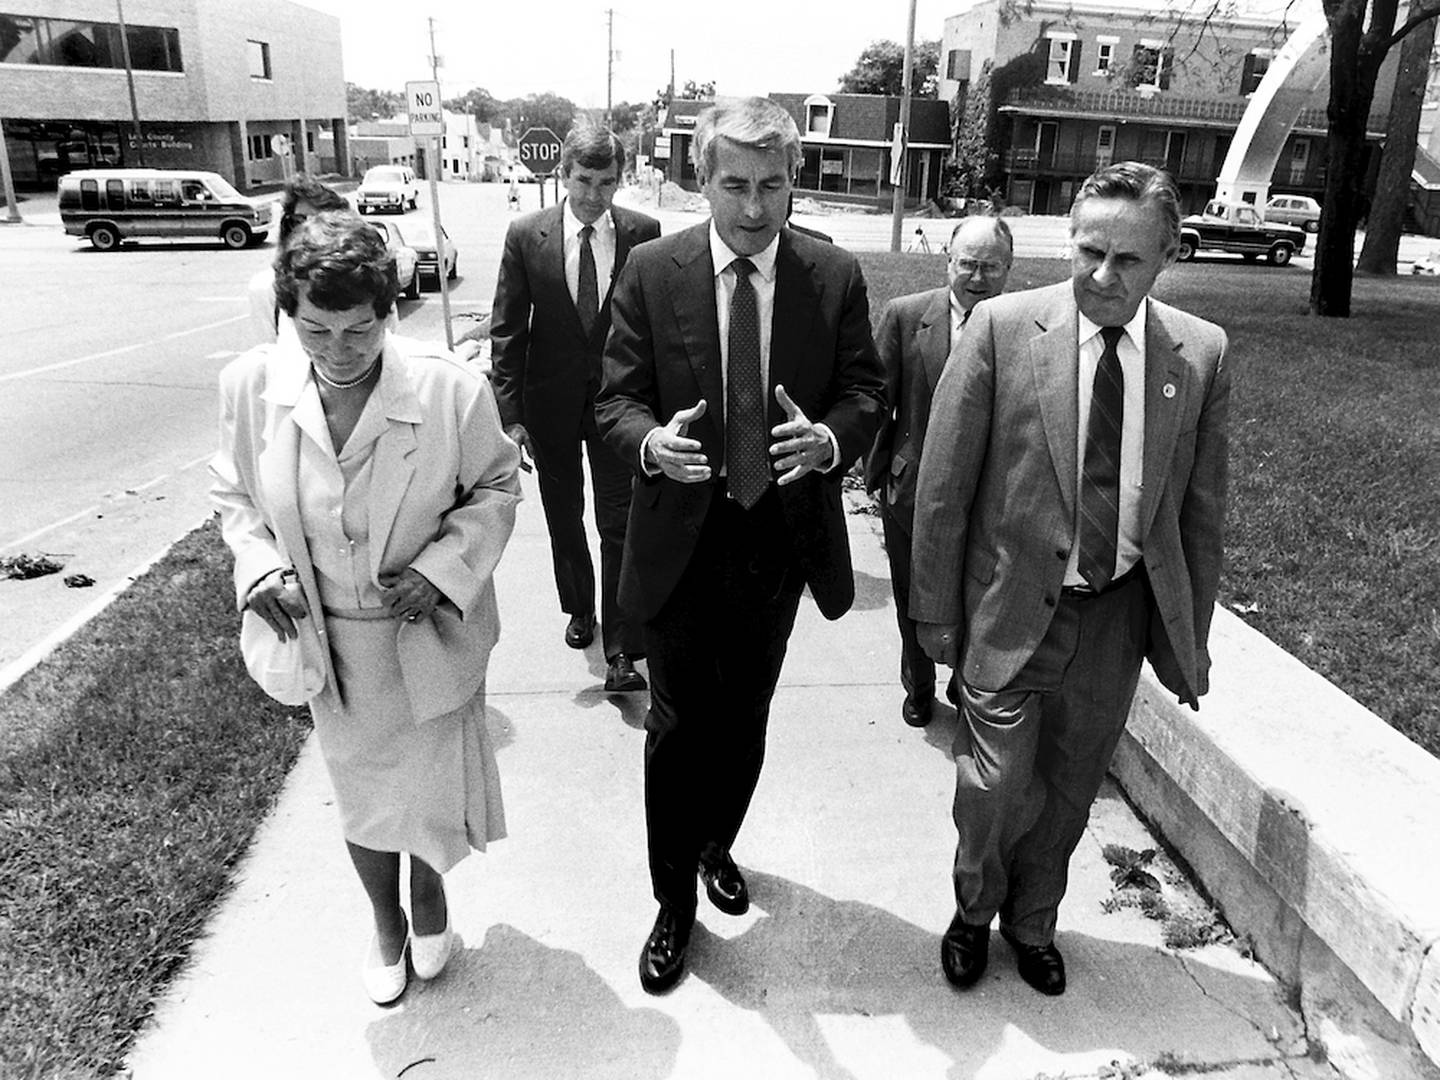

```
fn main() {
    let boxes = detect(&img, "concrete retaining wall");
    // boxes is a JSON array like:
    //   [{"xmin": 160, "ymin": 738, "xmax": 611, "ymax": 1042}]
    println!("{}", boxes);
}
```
[{"xmin": 1111, "ymin": 607, "xmax": 1440, "ymax": 1079}]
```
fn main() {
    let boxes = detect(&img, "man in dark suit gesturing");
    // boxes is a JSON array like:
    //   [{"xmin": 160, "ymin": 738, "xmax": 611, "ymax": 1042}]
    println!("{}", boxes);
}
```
[
  {"xmin": 866, "ymin": 215, "xmax": 1012, "ymax": 728},
  {"xmin": 490, "ymin": 125, "xmax": 661, "ymax": 691},
  {"xmin": 912, "ymin": 162, "xmax": 1230, "ymax": 997},
  {"xmin": 597, "ymin": 97, "xmax": 884, "ymax": 994}
]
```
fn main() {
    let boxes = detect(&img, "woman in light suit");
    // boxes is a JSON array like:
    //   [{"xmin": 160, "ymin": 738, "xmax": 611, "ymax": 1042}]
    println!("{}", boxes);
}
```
[{"xmin": 211, "ymin": 211, "xmax": 522, "ymax": 1005}]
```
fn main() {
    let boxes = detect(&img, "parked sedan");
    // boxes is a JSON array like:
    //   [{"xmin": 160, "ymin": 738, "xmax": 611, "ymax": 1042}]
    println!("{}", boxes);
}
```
[
  {"xmin": 381, "ymin": 220, "xmax": 457, "ymax": 288},
  {"xmin": 364, "ymin": 220, "xmax": 422, "ymax": 300},
  {"xmin": 1265, "ymin": 194, "xmax": 1321, "ymax": 233}
]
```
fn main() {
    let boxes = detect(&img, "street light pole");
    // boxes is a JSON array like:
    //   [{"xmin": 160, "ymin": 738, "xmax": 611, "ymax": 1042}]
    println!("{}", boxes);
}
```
[
  {"xmin": 889, "ymin": 0, "xmax": 918, "ymax": 252},
  {"xmin": 115, "ymin": 0, "xmax": 147, "ymax": 166}
]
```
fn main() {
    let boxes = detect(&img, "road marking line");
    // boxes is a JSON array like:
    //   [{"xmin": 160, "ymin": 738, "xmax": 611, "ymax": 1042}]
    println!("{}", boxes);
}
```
[
  {"xmin": 205, "ymin": 350, "xmax": 240, "ymax": 360},
  {"xmin": 3, "ymin": 503, "xmax": 101, "ymax": 552},
  {"xmin": 0, "ymin": 314, "xmax": 248, "ymax": 384}
]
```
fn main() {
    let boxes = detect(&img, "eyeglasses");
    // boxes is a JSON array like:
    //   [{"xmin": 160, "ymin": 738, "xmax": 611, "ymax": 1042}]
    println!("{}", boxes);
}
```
[{"xmin": 950, "ymin": 256, "xmax": 1006, "ymax": 276}]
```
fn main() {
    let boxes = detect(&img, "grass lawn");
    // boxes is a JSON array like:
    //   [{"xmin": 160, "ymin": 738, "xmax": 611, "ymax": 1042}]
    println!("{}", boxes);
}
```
[
  {"xmin": 856, "ymin": 251, "xmax": 1440, "ymax": 756},
  {"xmin": 0, "ymin": 520, "xmax": 311, "ymax": 1077}
]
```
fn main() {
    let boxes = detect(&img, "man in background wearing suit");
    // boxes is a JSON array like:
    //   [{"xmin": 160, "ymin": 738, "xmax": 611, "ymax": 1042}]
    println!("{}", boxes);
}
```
[
  {"xmin": 490, "ymin": 125, "xmax": 661, "ymax": 691},
  {"xmin": 912, "ymin": 162, "xmax": 1230, "ymax": 997},
  {"xmin": 866, "ymin": 215, "xmax": 1013, "ymax": 728},
  {"xmin": 597, "ymin": 97, "xmax": 884, "ymax": 995}
]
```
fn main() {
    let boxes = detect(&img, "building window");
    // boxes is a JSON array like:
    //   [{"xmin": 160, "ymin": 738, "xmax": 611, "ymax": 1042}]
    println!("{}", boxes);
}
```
[
  {"xmin": 306, "ymin": 130, "xmax": 315, "ymax": 153},
  {"xmin": 0, "ymin": 13, "xmax": 182, "ymax": 71},
  {"xmin": 1095, "ymin": 37, "xmax": 1118, "ymax": 75},
  {"xmin": 1096, "ymin": 125, "xmax": 1116, "ymax": 168},
  {"xmin": 248, "ymin": 133, "xmax": 271, "ymax": 160},
  {"xmin": 1131, "ymin": 42, "xmax": 1172, "ymax": 91},
  {"xmin": 1242, "ymin": 49, "xmax": 1272, "ymax": 95},
  {"xmin": 1289, "ymin": 139, "xmax": 1310, "ymax": 185},
  {"xmin": 1046, "ymin": 34, "xmax": 1079, "ymax": 84},
  {"xmin": 247, "ymin": 39, "xmax": 271, "ymax": 80},
  {"xmin": 803, "ymin": 95, "xmax": 834, "ymax": 137},
  {"xmin": 947, "ymin": 48, "xmax": 971, "ymax": 81}
]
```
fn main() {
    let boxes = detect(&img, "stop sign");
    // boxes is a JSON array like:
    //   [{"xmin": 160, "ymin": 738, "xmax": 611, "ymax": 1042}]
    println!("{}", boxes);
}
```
[{"xmin": 517, "ymin": 127, "xmax": 564, "ymax": 177}]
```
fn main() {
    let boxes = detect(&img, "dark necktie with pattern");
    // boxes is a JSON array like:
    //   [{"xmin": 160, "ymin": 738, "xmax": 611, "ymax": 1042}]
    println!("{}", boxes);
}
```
[
  {"xmin": 577, "ymin": 224, "xmax": 598, "ymax": 337},
  {"xmin": 726, "ymin": 258, "xmax": 769, "ymax": 509},
  {"xmin": 1078, "ymin": 325, "xmax": 1126, "ymax": 592}
]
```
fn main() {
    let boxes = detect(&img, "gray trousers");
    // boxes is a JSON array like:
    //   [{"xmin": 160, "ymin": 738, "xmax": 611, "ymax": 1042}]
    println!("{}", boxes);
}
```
[{"xmin": 951, "ymin": 571, "xmax": 1150, "ymax": 945}]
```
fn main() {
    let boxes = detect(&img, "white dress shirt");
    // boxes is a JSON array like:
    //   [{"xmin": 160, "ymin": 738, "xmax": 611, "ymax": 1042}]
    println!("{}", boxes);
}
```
[
  {"xmin": 563, "ymin": 199, "xmax": 615, "ymax": 307},
  {"xmin": 1064, "ymin": 302, "xmax": 1147, "ymax": 587}
]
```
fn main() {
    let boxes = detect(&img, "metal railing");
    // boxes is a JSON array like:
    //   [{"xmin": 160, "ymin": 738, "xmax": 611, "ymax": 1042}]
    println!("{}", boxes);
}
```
[{"xmin": 1001, "ymin": 85, "xmax": 1339, "ymax": 130}]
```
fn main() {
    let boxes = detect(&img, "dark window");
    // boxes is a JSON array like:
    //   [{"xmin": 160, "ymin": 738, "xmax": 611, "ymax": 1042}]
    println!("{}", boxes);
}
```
[
  {"xmin": 1131, "ymin": 44, "xmax": 1173, "ymax": 90},
  {"xmin": 105, "ymin": 178, "xmax": 124, "ymax": 210},
  {"xmin": 1241, "ymin": 52, "xmax": 1271, "ymax": 95},
  {"xmin": 247, "ymin": 39, "xmax": 270, "ymax": 79},
  {"xmin": 306, "ymin": 130, "xmax": 315, "ymax": 153},
  {"xmin": 153, "ymin": 179, "xmax": 179, "ymax": 205},
  {"xmin": 248, "ymin": 133, "xmax": 271, "ymax": 160},
  {"xmin": 80, "ymin": 178, "xmax": 99, "ymax": 211},
  {"xmin": 0, "ymin": 14, "xmax": 181, "ymax": 71}
]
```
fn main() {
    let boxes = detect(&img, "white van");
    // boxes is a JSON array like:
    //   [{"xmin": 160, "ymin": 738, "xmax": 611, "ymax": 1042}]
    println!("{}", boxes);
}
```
[{"xmin": 58, "ymin": 169, "xmax": 274, "ymax": 251}]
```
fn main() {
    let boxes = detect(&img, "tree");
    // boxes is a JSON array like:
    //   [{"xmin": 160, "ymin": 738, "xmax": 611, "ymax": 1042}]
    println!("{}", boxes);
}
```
[
  {"xmin": 445, "ymin": 87, "xmax": 501, "ymax": 125},
  {"xmin": 837, "ymin": 39, "xmax": 941, "ymax": 97},
  {"xmin": 1355, "ymin": 13, "xmax": 1438, "ymax": 275},
  {"xmin": 1310, "ymin": 0, "xmax": 1440, "ymax": 315},
  {"xmin": 346, "ymin": 83, "xmax": 404, "ymax": 123},
  {"xmin": 503, "ymin": 92, "xmax": 580, "ymax": 140},
  {"xmin": 949, "ymin": 59, "xmax": 998, "ymax": 199}
]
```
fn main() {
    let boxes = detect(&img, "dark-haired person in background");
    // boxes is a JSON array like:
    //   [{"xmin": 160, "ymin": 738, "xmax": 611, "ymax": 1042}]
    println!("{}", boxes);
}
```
[
  {"xmin": 489, "ymin": 125, "xmax": 661, "ymax": 691},
  {"xmin": 911, "ymin": 162, "xmax": 1230, "ymax": 997},
  {"xmin": 246, "ymin": 174, "xmax": 350, "ymax": 342}
]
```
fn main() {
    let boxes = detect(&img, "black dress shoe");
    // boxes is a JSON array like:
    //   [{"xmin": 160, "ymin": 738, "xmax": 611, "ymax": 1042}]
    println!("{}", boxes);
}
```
[
  {"xmin": 1000, "ymin": 926, "xmax": 1066, "ymax": 996},
  {"xmin": 698, "ymin": 848, "xmax": 749, "ymax": 915},
  {"xmin": 940, "ymin": 913, "xmax": 990, "ymax": 988},
  {"xmin": 604, "ymin": 653, "xmax": 647, "ymax": 692},
  {"xmin": 902, "ymin": 693, "xmax": 934, "ymax": 728},
  {"xmin": 638, "ymin": 906, "xmax": 692, "ymax": 994},
  {"xmin": 564, "ymin": 612, "xmax": 596, "ymax": 649}
]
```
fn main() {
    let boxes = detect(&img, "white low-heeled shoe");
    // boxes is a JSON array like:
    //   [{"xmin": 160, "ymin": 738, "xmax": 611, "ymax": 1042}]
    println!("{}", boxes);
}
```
[
  {"xmin": 411, "ymin": 921, "xmax": 461, "ymax": 981},
  {"xmin": 363, "ymin": 923, "xmax": 409, "ymax": 1005}
]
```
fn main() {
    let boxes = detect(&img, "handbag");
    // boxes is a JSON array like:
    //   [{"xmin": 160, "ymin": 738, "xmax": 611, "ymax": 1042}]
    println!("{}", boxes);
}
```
[{"xmin": 239, "ymin": 577, "xmax": 326, "ymax": 706}]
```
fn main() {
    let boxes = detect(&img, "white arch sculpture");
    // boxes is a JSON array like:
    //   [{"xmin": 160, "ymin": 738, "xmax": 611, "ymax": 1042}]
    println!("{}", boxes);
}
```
[{"xmin": 1215, "ymin": 8, "xmax": 1330, "ymax": 205}]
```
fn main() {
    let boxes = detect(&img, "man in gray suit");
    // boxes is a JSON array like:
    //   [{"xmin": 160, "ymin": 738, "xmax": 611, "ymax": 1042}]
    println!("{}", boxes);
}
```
[
  {"xmin": 911, "ymin": 162, "xmax": 1230, "ymax": 996},
  {"xmin": 866, "ymin": 215, "xmax": 1012, "ymax": 728}
]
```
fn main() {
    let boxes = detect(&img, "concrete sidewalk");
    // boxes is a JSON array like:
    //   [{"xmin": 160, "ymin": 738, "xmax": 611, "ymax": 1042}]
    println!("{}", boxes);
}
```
[{"xmin": 123, "ymin": 474, "xmax": 1330, "ymax": 1080}]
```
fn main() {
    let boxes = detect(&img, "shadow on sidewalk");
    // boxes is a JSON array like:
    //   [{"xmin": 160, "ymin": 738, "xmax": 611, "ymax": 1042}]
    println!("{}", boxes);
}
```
[{"xmin": 364, "ymin": 923, "xmax": 681, "ymax": 1080}]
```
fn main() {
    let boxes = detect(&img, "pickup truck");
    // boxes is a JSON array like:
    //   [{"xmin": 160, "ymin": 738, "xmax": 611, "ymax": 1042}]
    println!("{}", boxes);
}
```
[{"xmin": 1177, "ymin": 199, "xmax": 1307, "ymax": 266}]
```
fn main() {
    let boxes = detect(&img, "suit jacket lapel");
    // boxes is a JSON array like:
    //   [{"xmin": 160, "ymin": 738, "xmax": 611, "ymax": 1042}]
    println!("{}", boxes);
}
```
[
  {"xmin": 1031, "ymin": 288, "xmax": 1081, "ymax": 520},
  {"xmin": 536, "ymin": 205, "xmax": 581, "ymax": 332},
  {"xmin": 770, "ymin": 231, "xmax": 818, "ymax": 427},
  {"xmin": 366, "ymin": 340, "xmax": 422, "ymax": 581},
  {"xmin": 1139, "ymin": 306, "xmax": 1189, "ymax": 539},
  {"xmin": 670, "ymin": 225, "xmax": 723, "ymax": 436},
  {"xmin": 919, "ymin": 288, "xmax": 951, "ymax": 392}
]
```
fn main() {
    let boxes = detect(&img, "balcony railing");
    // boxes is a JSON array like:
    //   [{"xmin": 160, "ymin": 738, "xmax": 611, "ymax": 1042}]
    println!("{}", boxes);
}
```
[
  {"xmin": 1004, "ymin": 147, "xmax": 1220, "ymax": 182},
  {"xmin": 1000, "ymin": 85, "xmax": 1339, "ymax": 131}
]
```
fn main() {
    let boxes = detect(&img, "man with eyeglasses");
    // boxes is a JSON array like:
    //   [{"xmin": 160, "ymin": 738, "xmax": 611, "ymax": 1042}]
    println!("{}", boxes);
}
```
[{"xmin": 865, "ymin": 215, "xmax": 1013, "ymax": 729}]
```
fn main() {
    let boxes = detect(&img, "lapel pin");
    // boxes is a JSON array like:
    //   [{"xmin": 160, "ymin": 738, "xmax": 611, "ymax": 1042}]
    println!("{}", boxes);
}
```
[{"xmin": 1162, "ymin": 382, "xmax": 1176, "ymax": 399}]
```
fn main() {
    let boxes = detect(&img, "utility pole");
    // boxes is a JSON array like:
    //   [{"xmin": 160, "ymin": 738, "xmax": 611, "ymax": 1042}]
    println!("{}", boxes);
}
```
[
  {"xmin": 889, "ymin": 0, "xmax": 917, "ymax": 252},
  {"xmin": 606, "ymin": 8, "xmax": 615, "ymax": 128},
  {"xmin": 116, "ymin": 0, "xmax": 146, "ymax": 166}
]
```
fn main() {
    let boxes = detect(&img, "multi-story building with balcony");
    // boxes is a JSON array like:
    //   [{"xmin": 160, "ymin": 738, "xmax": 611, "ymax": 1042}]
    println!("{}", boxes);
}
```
[
  {"xmin": 938, "ymin": 0, "xmax": 1395, "ymax": 215},
  {"xmin": 0, "ymin": 1, "xmax": 346, "ymax": 190}
]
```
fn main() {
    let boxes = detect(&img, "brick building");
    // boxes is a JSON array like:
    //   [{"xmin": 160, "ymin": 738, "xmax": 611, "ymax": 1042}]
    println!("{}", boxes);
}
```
[
  {"xmin": 939, "ymin": 0, "xmax": 1395, "ymax": 214},
  {"xmin": 654, "ymin": 92, "xmax": 951, "ymax": 209},
  {"xmin": 0, "ymin": 1, "xmax": 346, "ymax": 190}
]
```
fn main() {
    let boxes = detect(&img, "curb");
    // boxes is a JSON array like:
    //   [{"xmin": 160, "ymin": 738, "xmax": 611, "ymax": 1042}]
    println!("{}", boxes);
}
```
[{"xmin": 1111, "ymin": 607, "xmax": 1440, "ymax": 1078}]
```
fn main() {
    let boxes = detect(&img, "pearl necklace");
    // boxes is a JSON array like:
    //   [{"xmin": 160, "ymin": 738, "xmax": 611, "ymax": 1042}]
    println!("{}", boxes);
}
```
[{"xmin": 312, "ymin": 357, "xmax": 380, "ymax": 390}]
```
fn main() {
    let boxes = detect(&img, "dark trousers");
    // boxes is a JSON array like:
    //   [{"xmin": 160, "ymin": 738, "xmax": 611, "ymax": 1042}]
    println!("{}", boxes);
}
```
[
  {"xmin": 880, "ymin": 501, "xmax": 940, "ymax": 703},
  {"xmin": 951, "ymin": 570, "xmax": 1151, "ymax": 946},
  {"xmin": 642, "ymin": 489, "xmax": 804, "ymax": 918},
  {"xmin": 530, "ymin": 404, "xmax": 641, "ymax": 660}
]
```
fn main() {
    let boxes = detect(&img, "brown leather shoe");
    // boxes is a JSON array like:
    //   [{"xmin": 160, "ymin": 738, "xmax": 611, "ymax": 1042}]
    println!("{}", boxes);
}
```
[
  {"xmin": 1000, "ymin": 926, "xmax": 1066, "ymax": 995},
  {"xmin": 940, "ymin": 913, "xmax": 990, "ymax": 988},
  {"xmin": 638, "ymin": 905, "xmax": 692, "ymax": 994}
]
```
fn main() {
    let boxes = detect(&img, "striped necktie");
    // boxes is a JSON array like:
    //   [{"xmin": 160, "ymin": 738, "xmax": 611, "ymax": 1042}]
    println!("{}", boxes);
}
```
[
  {"xmin": 1078, "ymin": 325, "xmax": 1126, "ymax": 592},
  {"xmin": 726, "ymin": 258, "xmax": 769, "ymax": 509}
]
